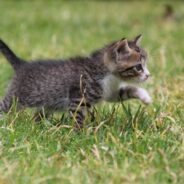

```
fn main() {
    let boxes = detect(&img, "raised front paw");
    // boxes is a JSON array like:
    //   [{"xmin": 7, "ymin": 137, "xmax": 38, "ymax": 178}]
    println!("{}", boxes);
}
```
[{"xmin": 136, "ymin": 88, "xmax": 152, "ymax": 105}]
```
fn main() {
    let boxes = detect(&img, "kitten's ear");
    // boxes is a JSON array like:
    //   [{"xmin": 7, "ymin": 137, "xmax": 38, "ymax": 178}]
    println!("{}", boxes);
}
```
[
  {"xmin": 134, "ymin": 34, "xmax": 142, "ymax": 45},
  {"xmin": 115, "ymin": 39, "xmax": 130, "ymax": 54}
]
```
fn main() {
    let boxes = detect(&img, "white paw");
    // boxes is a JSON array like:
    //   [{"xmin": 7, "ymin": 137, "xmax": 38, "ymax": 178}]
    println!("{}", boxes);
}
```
[{"xmin": 136, "ymin": 88, "xmax": 152, "ymax": 105}]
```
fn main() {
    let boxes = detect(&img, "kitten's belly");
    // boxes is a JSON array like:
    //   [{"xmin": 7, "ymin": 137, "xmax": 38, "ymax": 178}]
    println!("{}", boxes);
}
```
[
  {"xmin": 45, "ymin": 97, "xmax": 70, "ymax": 110},
  {"xmin": 19, "ymin": 92, "xmax": 70, "ymax": 110}
]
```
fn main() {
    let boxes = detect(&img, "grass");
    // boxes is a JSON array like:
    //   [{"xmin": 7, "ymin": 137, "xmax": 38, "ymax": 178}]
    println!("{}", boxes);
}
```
[{"xmin": 0, "ymin": 1, "xmax": 184, "ymax": 184}]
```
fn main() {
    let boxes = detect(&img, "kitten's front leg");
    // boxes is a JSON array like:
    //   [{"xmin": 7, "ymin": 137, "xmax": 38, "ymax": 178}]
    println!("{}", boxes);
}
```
[
  {"xmin": 119, "ymin": 86, "xmax": 152, "ymax": 104},
  {"xmin": 69, "ymin": 99, "xmax": 90, "ymax": 129},
  {"xmin": 69, "ymin": 108, "xmax": 86, "ymax": 129}
]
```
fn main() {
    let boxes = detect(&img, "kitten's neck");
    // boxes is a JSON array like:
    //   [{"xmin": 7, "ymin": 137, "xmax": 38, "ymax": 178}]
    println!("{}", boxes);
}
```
[{"xmin": 89, "ymin": 50, "xmax": 111, "ymax": 77}]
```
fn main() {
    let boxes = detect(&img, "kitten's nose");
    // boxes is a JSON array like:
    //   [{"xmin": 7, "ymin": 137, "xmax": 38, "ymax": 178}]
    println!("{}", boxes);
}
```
[
  {"xmin": 144, "ymin": 68, "xmax": 150, "ymax": 79},
  {"xmin": 145, "ymin": 73, "xmax": 150, "ymax": 79}
]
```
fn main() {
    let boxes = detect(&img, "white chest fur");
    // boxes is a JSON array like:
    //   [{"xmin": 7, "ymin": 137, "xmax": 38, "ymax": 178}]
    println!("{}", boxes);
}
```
[{"xmin": 101, "ymin": 74, "xmax": 126, "ymax": 102}]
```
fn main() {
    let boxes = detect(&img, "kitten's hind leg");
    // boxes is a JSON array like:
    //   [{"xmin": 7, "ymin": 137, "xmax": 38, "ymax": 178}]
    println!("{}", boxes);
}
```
[
  {"xmin": 0, "ymin": 95, "xmax": 13, "ymax": 113},
  {"xmin": 0, "ymin": 97, "xmax": 25, "ymax": 115},
  {"xmin": 0, "ymin": 94, "xmax": 23, "ymax": 120}
]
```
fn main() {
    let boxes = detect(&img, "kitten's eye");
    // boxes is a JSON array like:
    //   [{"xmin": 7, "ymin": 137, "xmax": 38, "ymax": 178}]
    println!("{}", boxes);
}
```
[{"xmin": 134, "ymin": 64, "xmax": 143, "ymax": 72}]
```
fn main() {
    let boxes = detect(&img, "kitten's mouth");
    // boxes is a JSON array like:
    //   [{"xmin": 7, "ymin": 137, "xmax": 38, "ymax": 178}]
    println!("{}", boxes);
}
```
[
  {"xmin": 139, "ymin": 75, "xmax": 150, "ymax": 82},
  {"xmin": 124, "ymin": 75, "xmax": 150, "ymax": 83}
]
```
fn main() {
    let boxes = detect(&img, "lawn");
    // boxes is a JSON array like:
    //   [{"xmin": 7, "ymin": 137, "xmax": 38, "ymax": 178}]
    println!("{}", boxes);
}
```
[{"xmin": 0, "ymin": 1, "xmax": 184, "ymax": 184}]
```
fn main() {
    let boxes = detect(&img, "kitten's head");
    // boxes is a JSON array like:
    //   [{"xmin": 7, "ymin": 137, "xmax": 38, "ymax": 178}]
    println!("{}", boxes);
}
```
[{"xmin": 104, "ymin": 35, "xmax": 150, "ymax": 83}]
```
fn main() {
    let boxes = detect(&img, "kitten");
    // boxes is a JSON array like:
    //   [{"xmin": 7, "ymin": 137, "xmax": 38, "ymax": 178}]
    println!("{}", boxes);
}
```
[{"xmin": 0, "ymin": 35, "xmax": 151, "ymax": 128}]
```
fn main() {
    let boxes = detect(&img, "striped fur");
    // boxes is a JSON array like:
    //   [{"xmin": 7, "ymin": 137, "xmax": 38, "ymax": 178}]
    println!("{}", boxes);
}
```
[{"xmin": 0, "ymin": 35, "xmax": 151, "ymax": 128}]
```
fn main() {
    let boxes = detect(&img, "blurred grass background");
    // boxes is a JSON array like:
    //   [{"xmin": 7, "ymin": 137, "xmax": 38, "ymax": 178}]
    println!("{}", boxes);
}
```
[{"xmin": 0, "ymin": 1, "xmax": 184, "ymax": 184}]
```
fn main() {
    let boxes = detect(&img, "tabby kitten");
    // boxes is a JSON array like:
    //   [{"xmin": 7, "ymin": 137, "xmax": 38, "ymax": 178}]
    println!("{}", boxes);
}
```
[{"xmin": 0, "ymin": 35, "xmax": 151, "ymax": 128}]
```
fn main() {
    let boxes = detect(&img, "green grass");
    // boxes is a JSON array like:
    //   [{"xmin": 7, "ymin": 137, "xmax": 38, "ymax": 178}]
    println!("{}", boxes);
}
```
[{"xmin": 0, "ymin": 1, "xmax": 184, "ymax": 184}]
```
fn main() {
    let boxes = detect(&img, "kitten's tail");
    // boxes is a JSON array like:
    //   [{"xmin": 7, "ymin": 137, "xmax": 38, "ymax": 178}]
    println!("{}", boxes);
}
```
[{"xmin": 0, "ymin": 39, "xmax": 24, "ymax": 70}]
